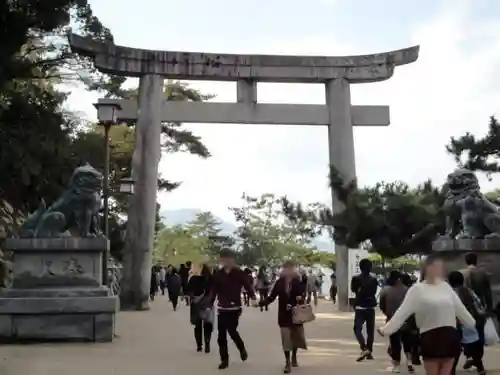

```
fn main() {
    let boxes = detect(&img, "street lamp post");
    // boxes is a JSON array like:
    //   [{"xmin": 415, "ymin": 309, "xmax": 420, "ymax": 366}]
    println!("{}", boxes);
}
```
[
  {"xmin": 118, "ymin": 177, "xmax": 135, "ymax": 195},
  {"xmin": 103, "ymin": 177, "xmax": 135, "ymax": 289},
  {"xmin": 93, "ymin": 102, "xmax": 121, "ymax": 285}
]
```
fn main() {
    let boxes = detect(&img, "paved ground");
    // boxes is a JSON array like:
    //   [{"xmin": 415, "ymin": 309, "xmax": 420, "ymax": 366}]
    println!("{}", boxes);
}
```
[{"xmin": 2, "ymin": 297, "xmax": 500, "ymax": 375}]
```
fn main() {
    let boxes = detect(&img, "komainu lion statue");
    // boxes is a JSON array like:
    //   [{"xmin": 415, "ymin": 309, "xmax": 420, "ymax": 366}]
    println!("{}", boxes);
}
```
[
  {"xmin": 441, "ymin": 169, "xmax": 500, "ymax": 239},
  {"xmin": 19, "ymin": 164, "xmax": 103, "ymax": 238}
]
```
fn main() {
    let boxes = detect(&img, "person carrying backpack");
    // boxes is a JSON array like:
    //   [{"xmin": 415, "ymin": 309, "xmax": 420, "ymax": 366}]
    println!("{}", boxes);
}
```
[{"xmin": 449, "ymin": 270, "xmax": 486, "ymax": 375}]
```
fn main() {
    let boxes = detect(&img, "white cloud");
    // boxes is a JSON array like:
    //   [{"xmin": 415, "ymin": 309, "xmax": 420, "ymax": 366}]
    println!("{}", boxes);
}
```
[{"xmin": 66, "ymin": 1, "xmax": 500, "ymax": 223}]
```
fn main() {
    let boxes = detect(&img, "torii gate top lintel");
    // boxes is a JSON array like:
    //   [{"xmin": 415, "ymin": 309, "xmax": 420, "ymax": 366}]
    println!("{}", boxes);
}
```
[{"xmin": 68, "ymin": 33, "xmax": 419, "ymax": 83}]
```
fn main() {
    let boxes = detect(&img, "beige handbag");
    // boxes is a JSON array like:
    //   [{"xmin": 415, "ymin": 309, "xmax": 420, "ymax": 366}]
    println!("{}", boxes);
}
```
[{"xmin": 292, "ymin": 304, "xmax": 315, "ymax": 324}]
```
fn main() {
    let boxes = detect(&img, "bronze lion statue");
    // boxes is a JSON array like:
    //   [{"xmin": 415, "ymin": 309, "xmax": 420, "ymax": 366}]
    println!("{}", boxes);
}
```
[
  {"xmin": 441, "ymin": 169, "xmax": 500, "ymax": 239},
  {"xmin": 19, "ymin": 164, "xmax": 103, "ymax": 238}
]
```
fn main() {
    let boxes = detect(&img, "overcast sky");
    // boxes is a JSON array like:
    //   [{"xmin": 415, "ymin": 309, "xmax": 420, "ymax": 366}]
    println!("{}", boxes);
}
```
[{"xmin": 68, "ymin": 0, "xmax": 500, "ymax": 223}]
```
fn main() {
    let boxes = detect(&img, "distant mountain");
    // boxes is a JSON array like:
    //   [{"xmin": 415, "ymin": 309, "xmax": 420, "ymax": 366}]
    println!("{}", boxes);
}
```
[
  {"xmin": 160, "ymin": 208, "xmax": 334, "ymax": 252},
  {"xmin": 160, "ymin": 208, "xmax": 236, "ymax": 235}
]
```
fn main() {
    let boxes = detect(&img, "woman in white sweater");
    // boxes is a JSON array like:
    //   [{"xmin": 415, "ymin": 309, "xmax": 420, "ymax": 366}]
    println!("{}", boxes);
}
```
[{"xmin": 379, "ymin": 256, "xmax": 475, "ymax": 375}]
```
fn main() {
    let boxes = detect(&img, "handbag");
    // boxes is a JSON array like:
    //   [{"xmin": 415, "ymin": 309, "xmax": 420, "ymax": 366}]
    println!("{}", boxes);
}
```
[
  {"xmin": 190, "ymin": 293, "xmax": 211, "ymax": 325},
  {"xmin": 484, "ymin": 317, "xmax": 499, "ymax": 346},
  {"xmin": 292, "ymin": 304, "xmax": 315, "ymax": 324},
  {"xmin": 200, "ymin": 306, "xmax": 214, "ymax": 324}
]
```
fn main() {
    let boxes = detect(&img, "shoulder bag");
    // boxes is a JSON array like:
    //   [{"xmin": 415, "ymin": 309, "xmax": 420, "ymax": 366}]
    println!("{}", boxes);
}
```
[{"xmin": 292, "ymin": 303, "xmax": 315, "ymax": 324}]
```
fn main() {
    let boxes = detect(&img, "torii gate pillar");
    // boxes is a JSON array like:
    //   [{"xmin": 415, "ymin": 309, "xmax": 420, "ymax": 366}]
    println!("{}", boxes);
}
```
[
  {"xmin": 69, "ymin": 33, "xmax": 419, "ymax": 311},
  {"xmin": 325, "ymin": 78, "xmax": 357, "ymax": 308}
]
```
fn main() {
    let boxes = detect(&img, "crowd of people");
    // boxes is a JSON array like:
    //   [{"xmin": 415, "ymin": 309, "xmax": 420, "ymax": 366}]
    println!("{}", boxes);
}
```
[
  {"xmin": 352, "ymin": 252, "xmax": 493, "ymax": 375},
  {"xmin": 149, "ymin": 254, "xmax": 320, "ymax": 373},
  {"xmin": 147, "ymin": 250, "xmax": 496, "ymax": 375}
]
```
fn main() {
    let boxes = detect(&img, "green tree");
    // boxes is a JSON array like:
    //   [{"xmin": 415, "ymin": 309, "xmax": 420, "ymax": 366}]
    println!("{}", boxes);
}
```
[
  {"xmin": 230, "ymin": 193, "xmax": 284, "ymax": 266},
  {"xmin": 0, "ymin": 81, "xmax": 76, "ymax": 213},
  {"xmin": 1, "ymin": 1, "xmax": 114, "ymax": 89},
  {"xmin": 447, "ymin": 116, "xmax": 500, "ymax": 177},
  {"xmin": 485, "ymin": 189, "xmax": 500, "ymax": 203},
  {"xmin": 185, "ymin": 212, "xmax": 233, "ymax": 261},
  {"xmin": 282, "ymin": 167, "xmax": 444, "ymax": 259},
  {"xmin": 1, "ymin": 2, "xmax": 211, "ymax": 214},
  {"xmin": 154, "ymin": 225, "xmax": 205, "ymax": 265},
  {"xmin": 231, "ymin": 193, "xmax": 326, "ymax": 266},
  {"xmin": 154, "ymin": 204, "xmax": 165, "ymax": 236},
  {"xmin": 0, "ymin": 1, "xmax": 117, "ymax": 214}
]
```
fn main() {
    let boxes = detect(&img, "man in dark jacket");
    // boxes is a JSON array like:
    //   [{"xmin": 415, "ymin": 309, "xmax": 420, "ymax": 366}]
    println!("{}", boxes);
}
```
[
  {"xmin": 350, "ymin": 258, "xmax": 378, "ymax": 362},
  {"xmin": 210, "ymin": 249, "xmax": 256, "ymax": 370},
  {"xmin": 461, "ymin": 253, "xmax": 493, "ymax": 313},
  {"xmin": 461, "ymin": 252, "xmax": 492, "ymax": 346}
]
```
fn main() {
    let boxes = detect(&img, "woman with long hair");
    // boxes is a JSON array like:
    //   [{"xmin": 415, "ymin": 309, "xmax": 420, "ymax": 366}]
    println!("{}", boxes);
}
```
[
  {"xmin": 378, "ymin": 256, "xmax": 475, "ymax": 375},
  {"xmin": 260, "ymin": 260, "xmax": 307, "ymax": 373},
  {"xmin": 256, "ymin": 265, "xmax": 271, "ymax": 312},
  {"xmin": 186, "ymin": 263, "xmax": 214, "ymax": 353}
]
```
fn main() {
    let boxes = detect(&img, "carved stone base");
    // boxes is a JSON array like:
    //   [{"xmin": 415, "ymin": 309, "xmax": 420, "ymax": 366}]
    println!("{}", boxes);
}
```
[
  {"xmin": 1, "ymin": 238, "xmax": 118, "ymax": 342},
  {"xmin": 433, "ymin": 238, "xmax": 500, "ymax": 307},
  {"xmin": 0, "ymin": 296, "xmax": 117, "ymax": 342},
  {"xmin": 6, "ymin": 238, "xmax": 105, "ymax": 288}
]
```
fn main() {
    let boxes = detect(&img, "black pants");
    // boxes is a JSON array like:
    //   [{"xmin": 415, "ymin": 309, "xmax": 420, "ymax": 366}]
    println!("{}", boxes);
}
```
[
  {"xmin": 218, "ymin": 309, "xmax": 245, "ymax": 362},
  {"xmin": 169, "ymin": 292, "xmax": 179, "ymax": 309},
  {"xmin": 330, "ymin": 286, "xmax": 337, "ymax": 304},
  {"xmin": 452, "ymin": 343, "xmax": 484, "ymax": 375},
  {"xmin": 150, "ymin": 285, "xmax": 157, "ymax": 301},
  {"xmin": 242, "ymin": 292, "xmax": 249, "ymax": 306},
  {"xmin": 455, "ymin": 318, "xmax": 486, "ymax": 373},
  {"xmin": 476, "ymin": 317, "xmax": 486, "ymax": 345},
  {"xmin": 194, "ymin": 321, "xmax": 213, "ymax": 348},
  {"xmin": 353, "ymin": 308, "xmax": 375, "ymax": 352},
  {"xmin": 389, "ymin": 329, "xmax": 413, "ymax": 362},
  {"xmin": 411, "ymin": 332, "xmax": 420, "ymax": 361},
  {"xmin": 258, "ymin": 289, "xmax": 269, "ymax": 311},
  {"xmin": 463, "ymin": 340, "xmax": 485, "ymax": 372},
  {"xmin": 160, "ymin": 281, "xmax": 166, "ymax": 295}
]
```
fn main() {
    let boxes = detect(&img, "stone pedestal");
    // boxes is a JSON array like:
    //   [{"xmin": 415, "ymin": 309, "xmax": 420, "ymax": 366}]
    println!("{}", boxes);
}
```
[
  {"xmin": 433, "ymin": 238, "xmax": 500, "ymax": 307},
  {"xmin": 0, "ymin": 238, "xmax": 118, "ymax": 342}
]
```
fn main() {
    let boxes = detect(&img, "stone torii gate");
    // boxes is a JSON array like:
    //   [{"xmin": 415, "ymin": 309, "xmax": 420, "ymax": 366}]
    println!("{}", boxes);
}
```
[{"xmin": 69, "ymin": 33, "xmax": 419, "ymax": 311}]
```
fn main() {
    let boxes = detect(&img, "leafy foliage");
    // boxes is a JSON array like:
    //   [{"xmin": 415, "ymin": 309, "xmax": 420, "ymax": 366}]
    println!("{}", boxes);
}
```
[
  {"xmin": 282, "ymin": 167, "xmax": 445, "ymax": 258},
  {"xmin": 153, "ymin": 203, "xmax": 335, "ymax": 268},
  {"xmin": 231, "ymin": 193, "xmax": 333, "ymax": 267},
  {"xmin": 154, "ymin": 211, "xmax": 234, "ymax": 266},
  {"xmin": 0, "ymin": 81, "xmax": 76, "ymax": 213},
  {"xmin": 447, "ymin": 116, "xmax": 500, "ymax": 178},
  {"xmin": 154, "ymin": 225, "xmax": 204, "ymax": 266},
  {"xmin": 0, "ymin": 2, "xmax": 214, "ymax": 269},
  {"xmin": 0, "ymin": 200, "xmax": 24, "ymax": 245},
  {"xmin": 0, "ymin": 0, "xmax": 115, "ymax": 215},
  {"xmin": 367, "ymin": 254, "xmax": 423, "ymax": 274},
  {"xmin": 1, "ymin": 0, "xmax": 116, "ymax": 89}
]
